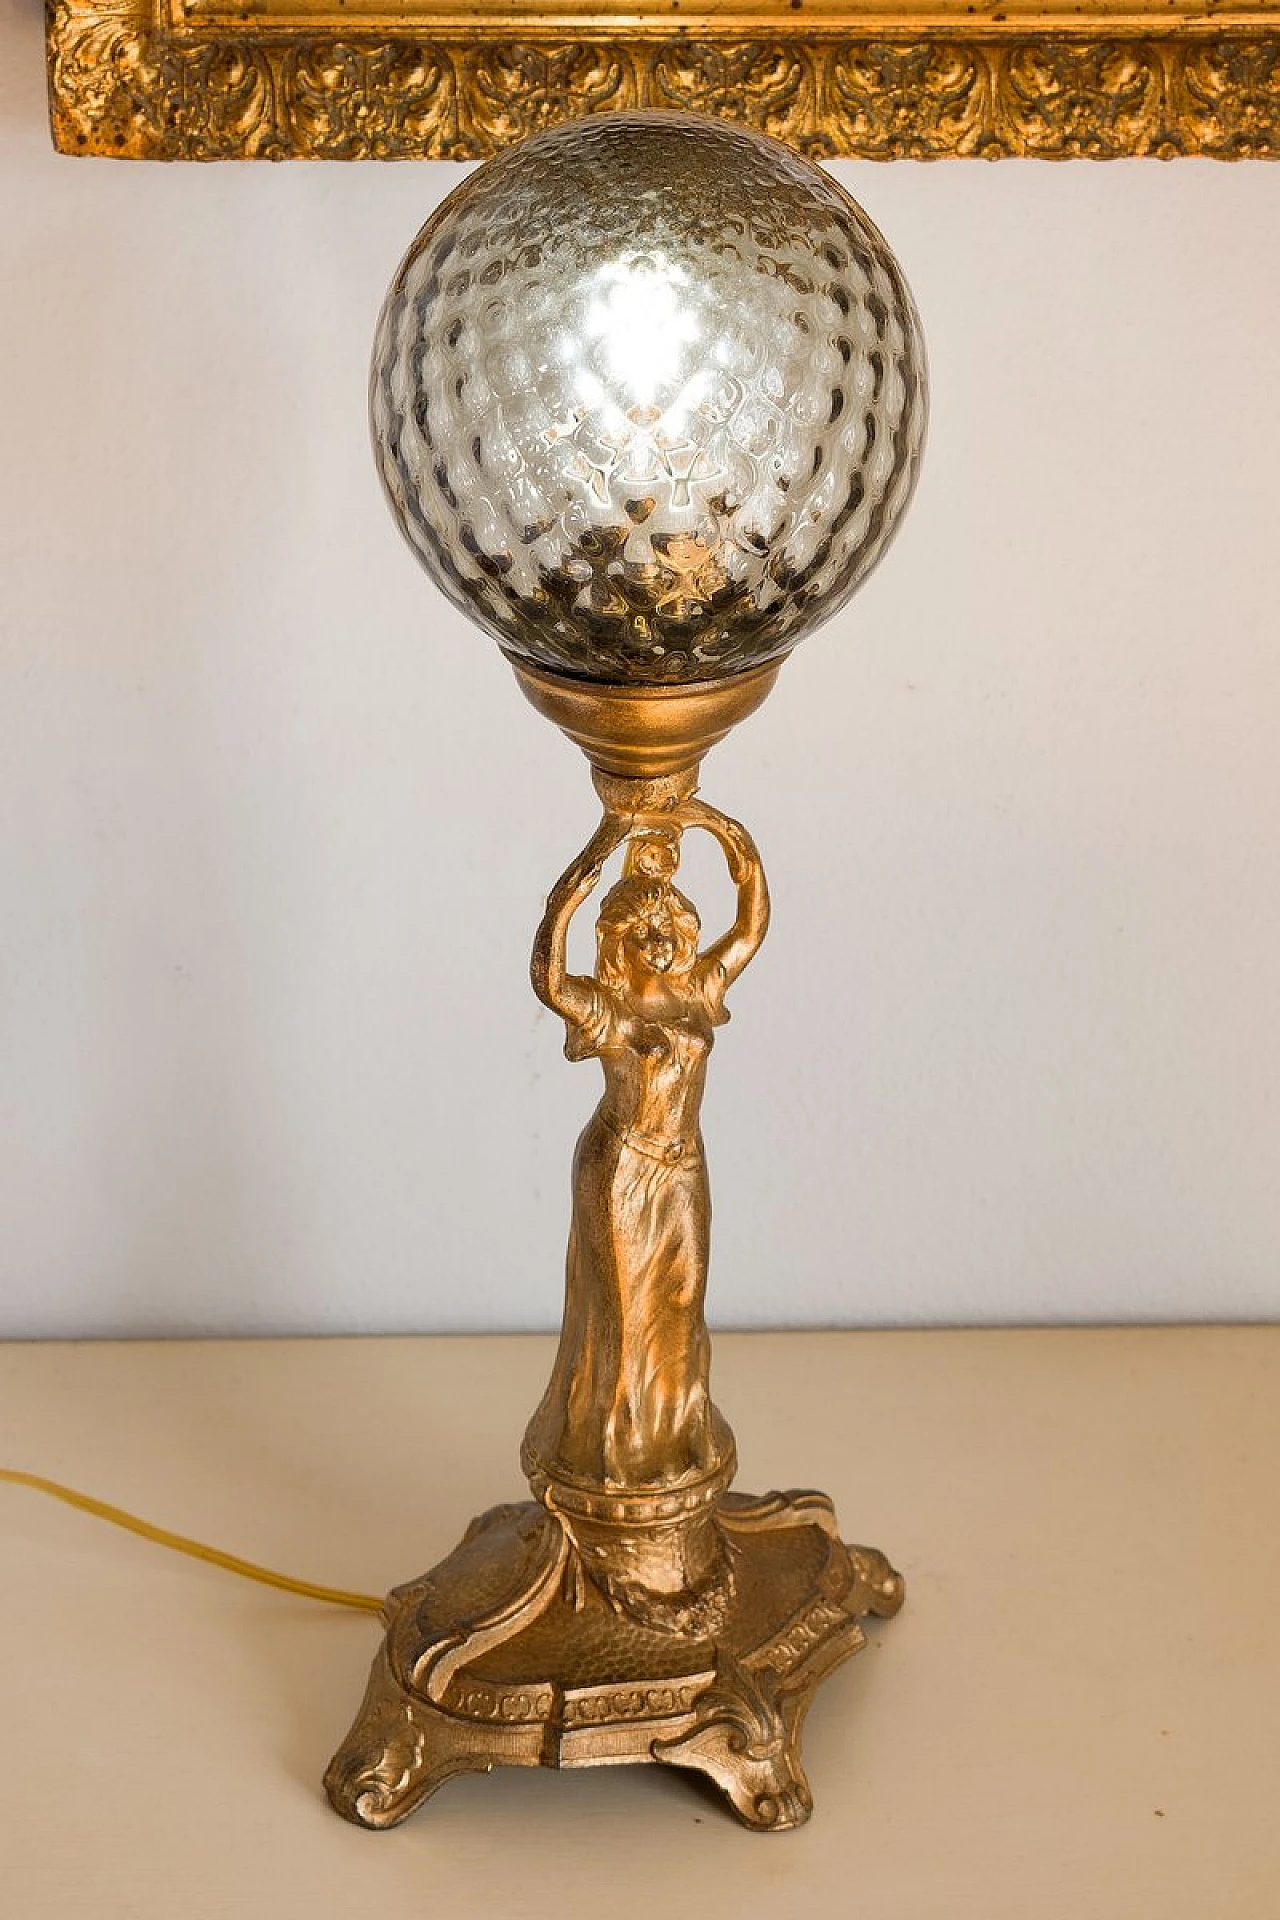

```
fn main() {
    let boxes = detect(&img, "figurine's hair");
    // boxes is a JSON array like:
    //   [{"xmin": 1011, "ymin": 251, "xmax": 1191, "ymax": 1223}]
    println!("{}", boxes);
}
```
[{"xmin": 596, "ymin": 876, "xmax": 701, "ymax": 993}]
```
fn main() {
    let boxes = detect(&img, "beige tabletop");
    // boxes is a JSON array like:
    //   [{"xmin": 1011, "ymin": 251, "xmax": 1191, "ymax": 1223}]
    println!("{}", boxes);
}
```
[{"xmin": 1, "ymin": 1327, "xmax": 1277, "ymax": 1918}]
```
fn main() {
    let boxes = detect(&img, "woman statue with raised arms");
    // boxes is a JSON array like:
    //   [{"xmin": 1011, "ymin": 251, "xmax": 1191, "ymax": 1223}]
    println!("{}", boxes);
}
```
[{"xmin": 523, "ymin": 775, "xmax": 769, "ymax": 1626}]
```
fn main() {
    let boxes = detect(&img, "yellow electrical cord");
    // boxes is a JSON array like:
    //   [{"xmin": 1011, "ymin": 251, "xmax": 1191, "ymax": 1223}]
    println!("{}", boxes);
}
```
[{"xmin": 1, "ymin": 1467, "xmax": 383, "ymax": 1615}]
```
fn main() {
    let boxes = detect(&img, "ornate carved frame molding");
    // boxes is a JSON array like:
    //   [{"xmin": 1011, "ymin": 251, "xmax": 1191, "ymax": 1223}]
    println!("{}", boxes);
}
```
[{"xmin": 46, "ymin": 0, "xmax": 1280, "ymax": 158}]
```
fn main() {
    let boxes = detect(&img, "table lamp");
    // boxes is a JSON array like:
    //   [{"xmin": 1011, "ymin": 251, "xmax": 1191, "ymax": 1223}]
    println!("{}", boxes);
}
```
[{"xmin": 325, "ymin": 111, "xmax": 927, "ymax": 1833}]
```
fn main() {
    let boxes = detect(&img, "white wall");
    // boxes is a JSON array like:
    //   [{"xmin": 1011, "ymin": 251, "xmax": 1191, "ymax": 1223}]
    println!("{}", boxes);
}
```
[{"xmin": 3, "ymin": 0, "xmax": 1278, "ymax": 1337}]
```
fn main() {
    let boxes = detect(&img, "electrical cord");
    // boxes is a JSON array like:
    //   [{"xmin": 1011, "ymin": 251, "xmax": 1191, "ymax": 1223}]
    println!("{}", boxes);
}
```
[{"xmin": 1, "ymin": 1467, "xmax": 383, "ymax": 1614}]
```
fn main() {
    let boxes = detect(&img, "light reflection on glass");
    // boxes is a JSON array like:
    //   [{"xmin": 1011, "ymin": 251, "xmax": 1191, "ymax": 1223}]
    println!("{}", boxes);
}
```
[{"xmin": 372, "ymin": 113, "xmax": 927, "ymax": 686}]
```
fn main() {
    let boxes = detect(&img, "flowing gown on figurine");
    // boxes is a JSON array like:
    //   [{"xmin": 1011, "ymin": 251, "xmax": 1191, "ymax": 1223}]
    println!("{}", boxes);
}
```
[{"xmin": 525, "ymin": 963, "xmax": 734, "ymax": 1492}]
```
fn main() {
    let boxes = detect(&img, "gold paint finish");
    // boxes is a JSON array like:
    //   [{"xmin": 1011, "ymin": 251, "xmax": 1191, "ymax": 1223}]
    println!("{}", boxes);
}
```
[
  {"xmin": 326, "ymin": 1497, "xmax": 902, "ymax": 1830},
  {"xmin": 325, "ymin": 671, "xmax": 904, "ymax": 1830},
  {"xmin": 46, "ymin": 1, "xmax": 1280, "ymax": 161},
  {"xmin": 509, "ymin": 656, "xmax": 781, "ymax": 779}
]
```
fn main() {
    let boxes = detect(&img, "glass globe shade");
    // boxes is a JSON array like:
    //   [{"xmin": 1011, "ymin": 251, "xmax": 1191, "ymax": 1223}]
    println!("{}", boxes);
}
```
[{"xmin": 371, "ymin": 112, "xmax": 927, "ymax": 687}]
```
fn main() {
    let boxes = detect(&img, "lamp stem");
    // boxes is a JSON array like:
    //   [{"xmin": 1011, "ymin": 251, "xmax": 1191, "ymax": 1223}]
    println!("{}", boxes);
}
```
[{"xmin": 521, "ymin": 758, "xmax": 764, "ymax": 1633}]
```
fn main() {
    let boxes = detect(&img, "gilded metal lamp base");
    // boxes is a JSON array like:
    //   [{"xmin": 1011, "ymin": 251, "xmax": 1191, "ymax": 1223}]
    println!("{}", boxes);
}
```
[
  {"xmin": 326, "ymin": 667, "xmax": 904, "ymax": 1832},
  {"xmin": 325, "ymin": 1491, "xmax": 902, "ymax": 1833}
]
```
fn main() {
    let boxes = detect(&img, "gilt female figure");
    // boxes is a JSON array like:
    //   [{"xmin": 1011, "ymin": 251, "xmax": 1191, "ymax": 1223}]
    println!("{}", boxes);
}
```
[{"xmin": 524, "ymin": 787, "xmax": 769, "ymax": 1511}]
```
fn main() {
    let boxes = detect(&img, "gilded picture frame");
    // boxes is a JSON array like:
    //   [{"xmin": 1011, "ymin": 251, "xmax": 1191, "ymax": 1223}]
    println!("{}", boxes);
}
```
[{"xmin": 46, "ymin": 0, "xmax": 1280, "ymax": 160}]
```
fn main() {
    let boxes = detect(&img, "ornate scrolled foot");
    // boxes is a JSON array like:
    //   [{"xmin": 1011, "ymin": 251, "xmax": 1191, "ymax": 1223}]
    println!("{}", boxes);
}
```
[
  {"xmin": 652, "ymin": 1654, "xmax": 815, "ymax": 1832},
  {"xmin": 659, "ymin": 1726, "xmax": 814, "ymax": 1831},
  {"xmin": 324, "ymin": 1646, "xmax": 491, "ymax": 1828},
  {"xmin": 848, "ymin": 1543, "xmax": 906, "ymax": 1619}
]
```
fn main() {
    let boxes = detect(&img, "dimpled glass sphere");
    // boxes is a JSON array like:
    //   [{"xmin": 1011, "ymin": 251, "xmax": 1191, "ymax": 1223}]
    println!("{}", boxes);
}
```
[{"xmin": 371, "ymin": 113, "xmax": 927, "ymax": 687}]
